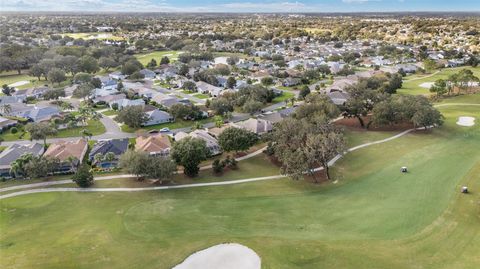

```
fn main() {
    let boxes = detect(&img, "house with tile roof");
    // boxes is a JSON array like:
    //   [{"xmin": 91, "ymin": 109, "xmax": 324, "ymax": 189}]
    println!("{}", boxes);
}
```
[
  {"xmin": 135, "ymin": 134, "xmax": 171, "ymax": 156},
  {"xmin": 44, "ymin": 139, "xmax": 88, "ymax": 173}
]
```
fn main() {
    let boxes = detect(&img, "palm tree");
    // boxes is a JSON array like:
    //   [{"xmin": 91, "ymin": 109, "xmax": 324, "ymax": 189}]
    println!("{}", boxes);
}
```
[
  {"xmin": 0, "ymin": 104, "xmax": 12, "ymax": 115},
  {"xmin": 104, "ymin": 152, "xmax": 116, "ymax": 162},
  {"xmin": 60, "ymin": 102, "xmax": 74, "ymax": 111},
  {"xmin": 65, "ymin": 156, "xmax": 79, "ymax": 173},
  {"xmin": 80, "ymin": 128, "xmax": 93, "ymax": 141}
]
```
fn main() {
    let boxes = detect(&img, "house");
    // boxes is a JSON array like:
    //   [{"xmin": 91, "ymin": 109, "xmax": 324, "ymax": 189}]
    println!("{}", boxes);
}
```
[
  {"xmin": 174, "ymin": 130, "xmax": 222, "ymax": 156},
  {"xmin": 94, "ymin": 93, "xmax": 126, "ymax": 104},
  {"xmin": 0, "ymin": 95, "xmax": 26, "ymax": 105},
  {"xmin": 109, "ymin": 71, "xmax": 126, "ymax": 80},
  {"xmin": 151, "ymin": 94, "xmax": 182, "ymax": 108},
  {"xmin": 0, "ymin": 143, "xmax": 45, "ymax": 177},
  {"xmin": 196, "ymin": 81, "xmax": 223, "ymax": 97},
  {"xmin": 4, "ymin": 104, "xmax": 61, "ymax": 122},
  {"xmin": 232, "ymin": 118, "xmax": 272, "ymax": 135},
  {"xmin": 139, "ymin": 69, "xmax": 156, "ymax": 79},
  {"xmin": 92, "ymin": 87, "xmax": 119, "ymax": 98},
  {"xmin": 0, "ymin": 116, "xmax": 18, "ymax": 131},
  {"xmin": 13, "ymin": 86, "xmax": 50, "ymax": 99},
  {"xmin": 99, "ymin": 77, "xmax": 117, "ymax": 90},
  {"xmin": 26, "ymin": 105, "xmax": 62, "ymax": 122},
  {"xmin": 135, "ymin": 134, "xmax": 171, "ymax": 156},
  {"xmin": 327, "ymin": 91, "xmax": 350, "ymax": 105},
  {"xmin": 143, "ymin": 109, "xmax": 174, "ymax": 126},
  {"xmin": 110, "ymin": 98, "xmax": 145, "ymax": 109},
  {"xmin": 89, "ymin": 139, "xmax": 129, "ymax": 168},
  {"xmin": 283, "ymin": 78, "xmax": 301, "ymax": 87},
  {"xmin": 43, "ymin": 139, "xmax": 88, "ymax": 173}
]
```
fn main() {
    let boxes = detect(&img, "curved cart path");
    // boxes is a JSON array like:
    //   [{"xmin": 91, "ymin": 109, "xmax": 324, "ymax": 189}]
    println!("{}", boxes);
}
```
[
  {"xmin": 1, "ymin": 103, "xmax": 477, "ymax": 200},
  {"xmin": 0, "ymin": 127, "xmax": 422, "ymax": 200}
]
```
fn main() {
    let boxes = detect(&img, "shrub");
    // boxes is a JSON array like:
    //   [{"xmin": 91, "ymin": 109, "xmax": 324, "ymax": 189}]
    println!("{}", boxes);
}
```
[
  {"xmin": 10, "ymin": 127, "xmax": 18, "ymax": 134},
  {"xmin": 212, "ymin": 159, "xmax": 225, "ymax": 174}
]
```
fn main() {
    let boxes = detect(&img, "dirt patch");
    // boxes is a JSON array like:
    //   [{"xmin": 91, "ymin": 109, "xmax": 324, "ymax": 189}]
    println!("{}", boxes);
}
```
[{"xmin": 334, "ymin": 116, "xmax": 414, "ymax": 132}]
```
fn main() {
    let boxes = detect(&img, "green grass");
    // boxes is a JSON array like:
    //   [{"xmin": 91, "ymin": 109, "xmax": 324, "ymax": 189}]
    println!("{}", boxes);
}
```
[
  {"xmin": 121, "ymin": 118, "xmax": 213, "ymax": 133},
  {"xmin": 0, "ymin": 120, "xmax": 105, "ymax": 141},
  {"xmin": 192, "ymin": 93, "xmax": 210, "ymax": 99},
  {"xmin": 101, "ymin": 110, "xmax": 118, "ymax": 116},
  {"xmin": 0, "ymin": 72, "xmax": 42, "ymax": 90},
  {"xmin": 135, "ymin": 51, "xmax": 182, "ymax": 66},
  {"xmin": 272, "ymin": 91, "xmax": 295, "ymax": 103},
  {"xmin": 398, "ymin": 66, "xmax": 480, "ymax": 95},
  {"xmin": 1, "ymin": 95, "xmax": 479, "ymax": 269}
]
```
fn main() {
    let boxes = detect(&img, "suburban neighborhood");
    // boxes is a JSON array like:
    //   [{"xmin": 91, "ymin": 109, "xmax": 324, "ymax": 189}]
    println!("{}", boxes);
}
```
[{"xmin": 0, "ymin": 5, "xmax": 479, "ymax": 269}]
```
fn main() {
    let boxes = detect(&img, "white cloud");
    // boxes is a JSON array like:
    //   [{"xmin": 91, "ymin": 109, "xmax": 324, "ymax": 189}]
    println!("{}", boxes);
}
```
[{"xmin": 342, "ymin": 0, "xmax": 381, "ymax": 3}]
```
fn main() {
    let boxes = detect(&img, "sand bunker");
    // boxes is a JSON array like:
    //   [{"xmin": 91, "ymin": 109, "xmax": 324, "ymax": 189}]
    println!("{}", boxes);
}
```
[
  {"xmin": 173, "ymin": 243, "xmax": 261, "ymax": 269},
  {"xmin": 8, "ymin": 81, "xmax": 29, "ymax": 87},
  {"xmin": 456, "ymin": 116, "xmax": 475, "ymax": 127},
  {"xmin": 419, "ymin": 82, "xmax": 434, "ymax": 89}
]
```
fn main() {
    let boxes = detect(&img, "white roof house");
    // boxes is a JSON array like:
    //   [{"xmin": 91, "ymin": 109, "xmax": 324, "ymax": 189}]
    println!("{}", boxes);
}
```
[{"xmin": 174, "ymin": 129, "xmax": 222, "ymax": 156}]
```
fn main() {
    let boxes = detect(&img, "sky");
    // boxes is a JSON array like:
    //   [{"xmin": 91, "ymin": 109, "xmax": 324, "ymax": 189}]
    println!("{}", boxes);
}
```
[{"xmin": 1, "ymin": 0, "xmax": 480, "ymax": 13}]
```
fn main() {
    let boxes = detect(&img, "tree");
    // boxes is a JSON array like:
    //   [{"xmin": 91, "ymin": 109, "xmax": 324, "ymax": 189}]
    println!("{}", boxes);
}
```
[
  {"xmin": 98, "ymin": 57, "xmax": 118, "ymax": 72},
  {"xmin": 129, "ymin": 71, "xmax": 145, "ymax": 80},
  {"xmin": 343, "ymin": 81, "xmax": 383, "ymax": 128},
  {"xmin": 1, "ymin": 84, "xmax": 15, "ymax": 96},
  {"xmin": 73, "ymin": 83, "xmax": 94, "ymax": 100},
  {"xmin": 386, "ymin": 73, "xmax": 403, "ymax": 94},
  {"xmin": 80, "ymin": 129, "xmax": 93, "ymax": 140},
  {"xmin": 25, "ymin": 122, "xmax": 57, "ymax": 147},
  {"xmin": 47, "ymin": 68, "xmax": 66, "ymax": 85},
  {"xmin": 145, "ymin": 156, "xmax": 176, "ymax": 183},
  {"xmin": 29, "ymin": 64, "xmax": 44, "ymax": 80},
  {"xmin": 171, "ymin": 137, "xmax": 208, "ymax": 177},
  {"xmin": 271, "ymin": 118, "xmax": 345, "ymax": 182},
  {"xmin": 261, "ymin": 76, "xmax": 274, "ymax": 86},
  {"xmin": 116, "ymin": 105, "xmax": 149, "ymax": 129},
  {"xmin": 182, "ymin": 81, "xmax": 197, "ymax": 92},
  {"xmin": 121, "ymin": 59, "xmax": 143, "ymax": 75},
  {"xmin": 119, "ymin": 150, "xmax": 150, "ymax": 179},
  {"xmin": 242, "ymin": 99, "xmax": 263, "ymax": 115},
  {"xmin": 412, "ymin": 106, "xmax": 444, "ymax": 129},
  {"xmin": 146, "ymin": 58, "xmax": 157, "ymax": 69},
  {"xmin": 299, "ymin": 86, "xmax": 310, "ymax": 100},
  {"xmin": 294, "ymin": 94, "xmax": 339, "ymax": 122},
  {"xmin": 226, "ymin": 76, "xmax": 237, "ymax": 89},
  {"xmin": 78, "ymin": 55, "xmax": 99, "ymax": 74},
  {"xmin": 210, "ymin": 97, "xmax": 234, "ymax": 116},
  {"xmin": 430, "ymin": 79, "xmax": 448, "ymax": 97},
  {"xmin": 10, "ymin": 153, "xmax": 34, "ymax": 178},
  {"xmin": 24, "ymin": 156, "xmax": 60, "ymax": 179},
  {"xmin": 43, "ymin": 89, "xmax": 65, "ymax": 100},
  {"xmin": 76, "ymin": 104, "xmax": 101, "ymax": 125},
  {"xmin": 423, "ymin": 59, "xmax": 437, "ymax": 73},
  {"xmin": 72, "ymin": 164, "xmax": 94, "ymax": 188},
  {"xmin": 212, "ymin": 159, "xmax": 225, "ymax": 174},
  {"xmin": 73, "ymin": 72, "xmax": 93, "ymax": 84},
  {"xmin": 218, "ymin": 127, "xmax": 258, "ymax": 153},
  {"xmin": 179, "ymin": 64, "xmax": 189, "ymax": 76},
  {"xmin": 160, "ymin": 56, "xmax": 170, "ymax": 65},
  {"xmin": 170, "ymin": 103, "xmax": 202, "ymax": 120},
  {"xmin": 214, "ymin": 115, "xmax": 224, "ymax": 128}
]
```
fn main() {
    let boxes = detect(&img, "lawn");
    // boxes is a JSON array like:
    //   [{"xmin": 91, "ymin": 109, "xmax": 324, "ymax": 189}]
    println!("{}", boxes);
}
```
[
  {"xmin": 101, "ymin": 110, "xmax": 118, "ymax": 116},
  {"xmin": 121, "ymin": 118, "xmax": 213, "ymax": 133},
  {"xmin": 192, "ymin": 93, "xmax": 210, "ymax": 99},
  {"xmin": 135, "ymin": 50, "xmax": 182, "ymax": 66},
  {"xmin": 397, "ymin": 66, "xmax": 480, "ymax": 95},
  {"xmin": 272, "ymin": 91, "xmax": 295, "ymax": 103},
  {"xmin": 0, "ymin": 72, "xmax": 42, "ymax": 90},
  {"xmin": 0, "ymin": 120, "xmax": 106, "ymax": 141},
  {"xmin": 1, "ymin": 95, "xmax": 479, "ymax": 269}
]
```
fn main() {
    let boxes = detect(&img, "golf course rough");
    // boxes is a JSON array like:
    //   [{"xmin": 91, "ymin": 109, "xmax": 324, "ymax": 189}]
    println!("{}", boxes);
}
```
[{"xmin": 0, "ymin": 96, "xmax": 479, "ymax": 269}]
